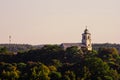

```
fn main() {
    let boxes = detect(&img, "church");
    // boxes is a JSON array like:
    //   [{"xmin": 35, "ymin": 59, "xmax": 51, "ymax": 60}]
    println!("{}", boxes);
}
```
[{"xmin": 61, "ymin": 28, "xmax": 92, "ymax": 51}]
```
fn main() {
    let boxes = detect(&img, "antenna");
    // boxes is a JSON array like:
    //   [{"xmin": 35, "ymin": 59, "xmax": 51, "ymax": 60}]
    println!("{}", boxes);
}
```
[{"xmin": 9, "ymin": 35, "xmax": 11, "ymax": 44}]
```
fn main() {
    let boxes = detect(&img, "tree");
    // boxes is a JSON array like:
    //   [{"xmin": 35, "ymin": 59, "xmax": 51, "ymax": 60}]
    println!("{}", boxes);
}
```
[
  {"xmin": 0, "ymin": 47, "xmax": 8, "ymax": 54},
  {"xmin": 108, "ymin": 69, "xmax": 120, "ymax": 80},
  {"xmin": 81, "ymin": 66, "xmax": 91, "ymax": 80},
  {"xmin": 63, "ymin": 70, "xmax": 76, "ymax": 80},
  {"xmin": 41, "ymin": 45, "xmax": 63, "ymax": 54},
  {"xmin": 49, "ymin": 71, "xmax": 62, "ymax": 80},
  {"xmin": 66, "ymin": 46, "xmax": 83, "ymax": 55},
  {"xmin": 30, "ymin": 63, "xmax": 50, "ymax": 80},
  {"xmin": 98, "ymin": 47, "xmax": 119, "ymax": 61},
  {"xmin": 52, "ymin": 59, "xmax": 62, "ymax": 68},
  {"xmin": 65, "ymin": 46, "xmax": 83, "ymax": 63},
  {"xmin": 84, "ymin": 57, "xmax": 110, "ymax": 79},
  {"xmin": 1, "ymin": 65, "xmax": 20, "ymax": 80}
]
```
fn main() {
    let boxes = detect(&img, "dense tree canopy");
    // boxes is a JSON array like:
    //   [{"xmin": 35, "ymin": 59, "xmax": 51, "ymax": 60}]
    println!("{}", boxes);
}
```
[{"xmin": 0, "ymin": 45, "xmax": 120, "ymax": 80}]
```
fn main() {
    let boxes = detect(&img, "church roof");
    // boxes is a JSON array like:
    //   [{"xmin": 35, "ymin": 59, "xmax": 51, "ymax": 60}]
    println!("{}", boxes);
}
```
[{"xmin": 61, "ymin": 43, "xmax": 85, "ymax": 49}]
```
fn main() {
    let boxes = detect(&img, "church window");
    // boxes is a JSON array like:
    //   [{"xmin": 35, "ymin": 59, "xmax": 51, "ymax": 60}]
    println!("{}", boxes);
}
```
[
  {"xmin": 88, "ymin": 36, "xmax": 90, "ymax": 39},
  {"xmin": 83, "ymin": 36, "xmax": 85, "ymax": 39}
]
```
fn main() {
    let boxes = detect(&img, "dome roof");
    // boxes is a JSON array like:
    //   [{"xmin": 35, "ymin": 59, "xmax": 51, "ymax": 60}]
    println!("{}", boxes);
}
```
[{"xmin": 84, "ymin": 28, "xmax": 89, "ymax": 33}]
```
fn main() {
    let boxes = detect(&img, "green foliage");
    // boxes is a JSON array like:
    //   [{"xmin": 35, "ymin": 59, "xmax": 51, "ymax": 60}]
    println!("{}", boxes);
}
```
[
  {"xmin": 49, "ymin": 71, "xmax": 62, "ymax": 80},
  {"xmin": 64, "ymin": 70, "xmax": 76, "ymax": 80},
  {"xmin": 41, "ymin": 45, "xmax": 63, "ymax": 54},
  {"xmin": 1, "ymin": 64, "xmax": 20, "ymax": 80},
  {"xmin": 0, "ymin": 47, "xmax": 8, "ymax": 53},
  {"xmin": 98, "ymin": 47, "xmax": 119, "ymax": 61},
  {"xmin": 66, "ymin": 46, "xmax": 83, "ymax": 55},
  {"xmin": 0, "ymin": 45, "xmax": 120, "ymax": 80},
  {"xmin": 84, "ymin": 57, "xmax": 111, "ymax": 79},
  {"xmin": 0, "ymin": 44, "xmax": 32, "ymax": 52},
  {"xmin": 29, "ymin": 63, "xmax": 50, "ymax": 80},
  {"xmin": 52, "ymin": 59, "xmax": 62, "ymax": 68}
]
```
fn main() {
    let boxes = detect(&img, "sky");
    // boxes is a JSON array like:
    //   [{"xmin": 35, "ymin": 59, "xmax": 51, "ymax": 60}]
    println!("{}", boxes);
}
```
[{"xmin": 0, "ymin": 0, "xmax": 120, "ymax": 45}]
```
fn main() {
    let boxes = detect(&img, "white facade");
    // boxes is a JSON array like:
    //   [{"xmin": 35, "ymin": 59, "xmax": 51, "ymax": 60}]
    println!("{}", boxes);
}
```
[
  {"xmin": 61, "ymin": 28, "xmax": 92, "ymax": 51},
  {"xmin": 82, "ymin": 28, "xmax": 92, "ymax": 50}
]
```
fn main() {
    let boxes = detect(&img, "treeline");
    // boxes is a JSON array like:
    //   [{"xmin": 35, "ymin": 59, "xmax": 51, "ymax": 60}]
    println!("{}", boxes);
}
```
[
  {"xmin": 93, "ymin": 43, "xmax": 120, "ymax": 53},
  {"xmin": 0, "ymin": 43, "xmax": 120, "ymax": 53},
  {"xmin": 0, "ymin": 45, "xmax": 120, "ymax": 80},
  {"xmin": 0, "ymin": 44, "xmax": 32, "ymax": 52}
]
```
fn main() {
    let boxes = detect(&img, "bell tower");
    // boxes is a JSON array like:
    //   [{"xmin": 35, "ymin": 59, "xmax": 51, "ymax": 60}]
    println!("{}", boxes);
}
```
[{"xmin": 82, "ymin": 27, "xmax": 92, "ymax": 50}]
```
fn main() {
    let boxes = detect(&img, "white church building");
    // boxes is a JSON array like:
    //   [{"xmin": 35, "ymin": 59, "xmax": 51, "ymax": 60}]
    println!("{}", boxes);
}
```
[{"xmin": 61, "ymin": 28, "xmax": 92, "ymax": 51}]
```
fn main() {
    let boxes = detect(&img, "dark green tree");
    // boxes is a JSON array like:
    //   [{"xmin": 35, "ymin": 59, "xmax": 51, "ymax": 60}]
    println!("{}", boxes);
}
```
[{"xmin": 49, "ymin": 71, "xmax": 62, "ymax": 80}]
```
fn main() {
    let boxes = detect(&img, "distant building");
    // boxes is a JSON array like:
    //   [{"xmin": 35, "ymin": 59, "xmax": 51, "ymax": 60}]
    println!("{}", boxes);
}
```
[{"xmin": 61, "ymin": 28, "xmax": 92, "ymax": 51}]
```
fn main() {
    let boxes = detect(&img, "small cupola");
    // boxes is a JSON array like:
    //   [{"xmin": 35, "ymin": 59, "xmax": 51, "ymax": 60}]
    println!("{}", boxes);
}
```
[{"xmin": 84, "ymin": 28, "xmax": 89, "ymax": 34}]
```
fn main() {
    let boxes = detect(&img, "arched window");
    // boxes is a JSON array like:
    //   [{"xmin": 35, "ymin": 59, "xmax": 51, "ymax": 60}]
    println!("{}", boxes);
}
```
[
  {"xmin": 88, "ymin": 36, "xmax": 90, "ymax": 39},
  {"xmin": 83, "ymin": 36, "xmax": 85, "ymax": 39}
]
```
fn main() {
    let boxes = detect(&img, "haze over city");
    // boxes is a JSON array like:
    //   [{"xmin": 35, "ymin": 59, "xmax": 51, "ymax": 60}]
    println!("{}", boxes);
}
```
[{"xmin": 0, "ymin": 0, "xmax": 120, "ymax": 45}]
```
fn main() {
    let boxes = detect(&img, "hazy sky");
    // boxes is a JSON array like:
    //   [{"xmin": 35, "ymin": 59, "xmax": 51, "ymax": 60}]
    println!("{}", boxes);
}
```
[{"xmin": 0, "ymin": 0, "xmax": 120, "ymax": 45}]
